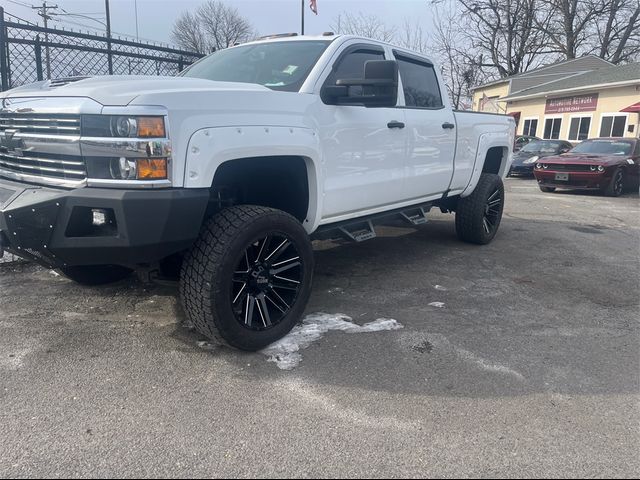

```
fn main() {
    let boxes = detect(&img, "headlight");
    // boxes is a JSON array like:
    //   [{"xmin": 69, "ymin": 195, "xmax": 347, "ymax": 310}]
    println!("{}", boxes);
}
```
[
  {"xmin": 82, "ymin": 115, "xmax": 166, "ymax": 138},
  {"xmin": 590, "ymin": 165, "xmax": 597, "ymax": 172},
  {"xmin": 597, "ymin": 165, "xmax": 604, "ymax": 172},
  {"xmin": 523, "ymin": 155, "xmax": 539, "ymax": 164},
  {"xmin": 542, "ymin": 164, "xmax": 548, "ymax": 169},
  {"xmin": 536, "ymin": 163, "xmax": 542, "ymax": 169}
]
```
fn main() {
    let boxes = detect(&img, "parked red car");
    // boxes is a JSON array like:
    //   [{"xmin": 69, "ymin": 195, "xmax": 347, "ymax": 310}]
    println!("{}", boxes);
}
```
[{"xmin": 533, "ymin": 138, "xmax": 640, "ymax": 196}]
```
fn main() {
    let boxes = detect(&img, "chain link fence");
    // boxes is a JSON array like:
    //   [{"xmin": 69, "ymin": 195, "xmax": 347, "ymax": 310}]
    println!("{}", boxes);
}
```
[{"xmin": 0, "ymin": 7, "xmax": 204, "ymax": 91}]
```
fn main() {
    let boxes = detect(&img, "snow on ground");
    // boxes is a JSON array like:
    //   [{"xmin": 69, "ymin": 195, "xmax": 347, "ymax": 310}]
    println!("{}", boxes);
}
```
[
  {"xmin": 260, "ymin": 313, "xmax": 403, "ymax": 370},
  {"xmin": 0, "ymin": 253, "xmax": 19, "ymax": 264},
  {"xmin": 428, "ymin": 302, "xmax": 446, "ymax": 308}
]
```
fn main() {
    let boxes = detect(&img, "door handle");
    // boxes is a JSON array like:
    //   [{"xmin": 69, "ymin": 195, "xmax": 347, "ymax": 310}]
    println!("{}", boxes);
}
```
[
  {"xmin": 387, "ymin": 121, "xmax": 405, "ymax": 129},
  {"xmin": 442, "ymin": 122, "xmax": 455, "ymax": 129}
]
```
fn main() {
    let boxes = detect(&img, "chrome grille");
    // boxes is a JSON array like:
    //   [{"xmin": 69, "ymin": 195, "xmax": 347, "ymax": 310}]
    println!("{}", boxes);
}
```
[
  {"xmin": 0, "ymin": 151, "xmax": 86, "ymax": 180},
  {"xmin": 0, "ymin": 113, "xmax": 85, "ymax": 186},
  {"xmin": 0, "ymin": 113, "xmax": 81, "ymax": 135}
]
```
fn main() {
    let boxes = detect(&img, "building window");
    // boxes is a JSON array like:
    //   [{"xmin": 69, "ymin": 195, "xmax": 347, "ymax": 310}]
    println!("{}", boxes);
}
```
[
  {"xmin": 523, "ymin": 118, "xmax": 538, "ymax": 137},
  {"xmin": 599, "ymin": 115, "xmax": 627, "ymax": 137},
  {"xmin": 568, "ymin": 117, "xmax": 591, "ymax": 141},
  {"xmin": 543, "ymin": 118, "xmax": 562, "ymax": 139}
]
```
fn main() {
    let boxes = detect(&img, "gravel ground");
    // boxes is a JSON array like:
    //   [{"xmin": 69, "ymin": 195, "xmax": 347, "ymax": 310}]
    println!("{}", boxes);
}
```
[{"xmin": 0, "ymin": 178, "xmax": 639, "ymax": 478}]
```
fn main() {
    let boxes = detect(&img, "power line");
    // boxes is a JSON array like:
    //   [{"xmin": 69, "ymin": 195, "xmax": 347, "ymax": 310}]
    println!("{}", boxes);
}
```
[{"xmin": 6, "ymin": 0, "xmax": 33, "ymax": 8}]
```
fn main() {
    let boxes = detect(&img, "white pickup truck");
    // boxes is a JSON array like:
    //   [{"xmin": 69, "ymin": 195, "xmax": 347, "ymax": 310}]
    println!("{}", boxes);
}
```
[{"xmin": 0, "ymin": 34, "xmax": 515, "ymax": 350}]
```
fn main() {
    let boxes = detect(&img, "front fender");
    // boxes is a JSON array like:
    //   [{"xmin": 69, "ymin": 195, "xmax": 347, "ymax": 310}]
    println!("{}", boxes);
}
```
[{"xmin": 184, "ymin": 126, "xmax": 323, "ymax": 233}]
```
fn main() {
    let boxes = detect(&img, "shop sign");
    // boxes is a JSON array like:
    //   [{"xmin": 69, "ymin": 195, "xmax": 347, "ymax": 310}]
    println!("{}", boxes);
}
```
[{"xmin": 545, "ymin": 94, "xmax": 599, "ymax": 114}]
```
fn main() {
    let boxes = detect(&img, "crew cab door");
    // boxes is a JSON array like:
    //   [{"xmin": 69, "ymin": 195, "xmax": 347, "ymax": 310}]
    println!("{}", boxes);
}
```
[
  {"xmin": 317, "ymin": 44, "xmax": 407, "ymax": 220},
  {"xmin": 394, "ymin": 52, "xmax": 456, "ymax": 198}
]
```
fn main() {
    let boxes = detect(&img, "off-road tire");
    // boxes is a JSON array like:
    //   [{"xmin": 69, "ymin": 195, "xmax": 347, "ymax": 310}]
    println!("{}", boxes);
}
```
[
  {"xmin": 60, "ymin": 265, "xmax": 133, "ymax": 286},
  {"xmin": 455, "ymin": 173, "xmax": 505, "ymax": 245},
  {"xmin": 180, "ymin": 205, "xmax": 314, "ymax": 351}
]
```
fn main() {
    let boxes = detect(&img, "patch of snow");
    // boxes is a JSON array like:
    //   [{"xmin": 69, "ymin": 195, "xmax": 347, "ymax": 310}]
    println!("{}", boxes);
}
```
[
  {"xmin": 428, "ymin": 302, "xmax": 446, "ymax": 308},
  {"xmin": 434, "ymin": 285, "xmax": 448, "ymax": 291},
  {"xmin": 260, "ymin": 312, "xmax": 403, "ymax": 370},
  {"xmin": 49, "ymin": 270, "xmax": 60, "ymax": 277}
]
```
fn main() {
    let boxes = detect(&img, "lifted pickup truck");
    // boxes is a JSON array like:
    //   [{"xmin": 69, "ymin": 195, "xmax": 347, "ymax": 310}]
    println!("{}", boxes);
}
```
[{"xmin": 0, "ymin": 35, "xmax": 515, "ymax": 350}]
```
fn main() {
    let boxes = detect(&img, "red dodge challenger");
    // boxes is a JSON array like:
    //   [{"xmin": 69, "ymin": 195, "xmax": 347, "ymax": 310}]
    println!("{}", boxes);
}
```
[{"xmin": 533, "ymin": 138, "xmax": 640, "ymax": 196}]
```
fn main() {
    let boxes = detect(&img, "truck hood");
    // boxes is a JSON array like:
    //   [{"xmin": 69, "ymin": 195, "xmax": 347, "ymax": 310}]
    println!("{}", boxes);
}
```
[{"xmin": 0, "ymin": 75, "xmax": 271, "ymax": 106}]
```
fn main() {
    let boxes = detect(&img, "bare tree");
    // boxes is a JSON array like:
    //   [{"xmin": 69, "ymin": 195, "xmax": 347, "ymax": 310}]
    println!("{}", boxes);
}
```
[
  {"xmin": 592, "ymin": 0, "xmax": 640, "ymax": 63},
  {"xmin": 171, "ymin": 0, "xmax": 255, "ymax": 54},
  {"xmin": 431, "ymin": 7, "xmax": 487, "ymax": 109},
  {"xmin": 330, "ymin": 12, "xmax": 397, "ymax": 42},
  {"xmin": 172, "ymin": 11, "xmax": 209, "ymax": 54},
  {"xmin": 457, "ymin": 0, "xmax": 552, "ymax": 78},
  {"xmin": 396, "ymin": 19, "xmax": 429, "ymax": 53},
  {"xmin": 535, "ymin": 0, "xmax": 611, "ymax": 59}
]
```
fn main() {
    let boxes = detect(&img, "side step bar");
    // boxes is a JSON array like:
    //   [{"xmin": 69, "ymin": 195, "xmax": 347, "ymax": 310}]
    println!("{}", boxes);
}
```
[{"xmin": 313, "ymin": 202, "xmax": 434, "ymax": 243}]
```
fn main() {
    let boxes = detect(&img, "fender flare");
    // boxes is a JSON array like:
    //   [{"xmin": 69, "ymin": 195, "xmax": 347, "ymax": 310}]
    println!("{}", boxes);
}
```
[
  {"xmin": 460, "ymin": 133, "xmax": 512, "ymax": 198},
  {"xmin": 183, "ymin": 126, "xmax": 323, "ymax": 233}
]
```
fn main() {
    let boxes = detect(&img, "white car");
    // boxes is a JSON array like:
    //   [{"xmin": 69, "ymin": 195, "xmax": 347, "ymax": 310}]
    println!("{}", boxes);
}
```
[{"xmin": 0, "ymin": 34, "xmax": 515, "ymax": 350}]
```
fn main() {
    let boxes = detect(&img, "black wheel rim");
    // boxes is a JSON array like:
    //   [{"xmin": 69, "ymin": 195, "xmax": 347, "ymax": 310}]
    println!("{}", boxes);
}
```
[
  {"xmin": 614, "ymin": 171, "xmax": 624, "ymax": 195},
  {"xmin": 230, "ymin": 234, "xmax": 303, "ymax": 331},
  {"xmin": 483, "ymin": 187, "xmax": 502, "ymax": 235}
]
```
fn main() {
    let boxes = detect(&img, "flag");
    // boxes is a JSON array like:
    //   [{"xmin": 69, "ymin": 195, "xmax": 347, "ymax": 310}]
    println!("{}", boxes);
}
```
[{"xmin": 310, "ymin": 0, "xmax": 318, "ymax": 15}]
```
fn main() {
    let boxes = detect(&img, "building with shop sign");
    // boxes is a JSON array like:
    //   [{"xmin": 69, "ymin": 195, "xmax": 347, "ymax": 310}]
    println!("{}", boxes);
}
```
[{"xmin": 471, "ymin": 56, "xmax": 640, "ymax": 142}]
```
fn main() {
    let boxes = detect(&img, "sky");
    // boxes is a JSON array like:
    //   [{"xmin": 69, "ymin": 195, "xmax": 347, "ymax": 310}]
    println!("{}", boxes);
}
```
[{"xmin": 2, "ymin": 0, "xmax": 437, "ymax": 47}]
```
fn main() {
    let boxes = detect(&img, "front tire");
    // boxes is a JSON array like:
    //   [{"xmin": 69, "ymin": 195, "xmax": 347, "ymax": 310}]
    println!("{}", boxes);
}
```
[
  {"xmin": 180, "ymin": 205, "xmax": 314, "ymax": 351},
  {"xmin": 603, "ymin": 168, "xmax": 624, "ymax": 197},
  {"xmin": 455, "ymin": 173, "xmax": 505, "ymax": 245},
  {"xmin": 539, "ymin": 186, "xmax": 556, "ymax": 193}
]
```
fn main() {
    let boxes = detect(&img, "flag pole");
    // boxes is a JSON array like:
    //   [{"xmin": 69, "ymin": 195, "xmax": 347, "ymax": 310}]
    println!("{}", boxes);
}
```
[{"xmin": 301, "ymin": 0, "xmax": 304, "ymax": 35}]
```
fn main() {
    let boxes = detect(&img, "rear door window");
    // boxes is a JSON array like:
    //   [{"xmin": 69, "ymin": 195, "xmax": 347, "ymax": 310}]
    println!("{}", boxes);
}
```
[{"xmin": 395, "ymin": 55, "xmax": 443, "ymax": 109}]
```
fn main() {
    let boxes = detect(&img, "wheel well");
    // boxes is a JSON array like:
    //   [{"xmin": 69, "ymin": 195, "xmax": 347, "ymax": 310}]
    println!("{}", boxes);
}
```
[
  {"xmin": 482, "ymin": 146, "xmax": 508, "ymax": 175},
  {"xmin": 209, "ymin": 156, "xmax": 309, "ymax": 222}
]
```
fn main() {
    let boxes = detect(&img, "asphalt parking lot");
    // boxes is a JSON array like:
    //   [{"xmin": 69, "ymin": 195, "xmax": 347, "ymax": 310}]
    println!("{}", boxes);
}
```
[{"xmin": 1, "ymin": 178, "xmax": 639, "ymax": 478}]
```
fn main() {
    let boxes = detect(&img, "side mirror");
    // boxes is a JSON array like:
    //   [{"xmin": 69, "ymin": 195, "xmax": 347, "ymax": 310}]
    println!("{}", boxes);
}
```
[{"xmin": 323, "ymin": 60, "xmax": 398, "ymax": 108}]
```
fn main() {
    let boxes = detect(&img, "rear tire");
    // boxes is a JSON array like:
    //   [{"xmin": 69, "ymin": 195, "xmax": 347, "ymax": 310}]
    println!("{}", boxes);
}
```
[
  {"xmin": 61, "ymin": 265, "xmax": 132, "ymax": 286},
  {"xmin": 539, "ymin": 186, "xmax": 556, "ymax": 193},
  {"xmin": 455, "ymin": 173, "xmax": 505, "ymax": 245},
  {"xmin": 180, "ymin": 205, "xmax": 314, "ymax": 351}
]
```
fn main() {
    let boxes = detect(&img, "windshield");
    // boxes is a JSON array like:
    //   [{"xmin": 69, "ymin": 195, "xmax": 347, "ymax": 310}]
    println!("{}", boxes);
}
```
[
  {"xmin": 570, "ymin": 140, "xmax": 633, "ymax": 155},
  {"xmin": 181, "ymin": 40, "xmax": 331, "ymax": 92},
  {"xmin": 521, "ymin": 140, "xmax": 563, "ymax": 153}
]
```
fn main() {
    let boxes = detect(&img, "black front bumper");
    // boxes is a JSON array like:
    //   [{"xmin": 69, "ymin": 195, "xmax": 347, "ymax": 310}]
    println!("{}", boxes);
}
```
[
  {"xmin": 0, "ymin": 178, "xmax": 209, "ymax": 268},
  {"xmin": 509, "ymin": 164, "xmax": 535, "ymax": 176}
]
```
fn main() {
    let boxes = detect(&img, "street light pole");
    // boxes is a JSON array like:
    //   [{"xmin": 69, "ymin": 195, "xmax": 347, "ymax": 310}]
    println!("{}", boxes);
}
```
[{"xmin": 301, "ymin": 0, "xmax": 304, "ymax": 35}]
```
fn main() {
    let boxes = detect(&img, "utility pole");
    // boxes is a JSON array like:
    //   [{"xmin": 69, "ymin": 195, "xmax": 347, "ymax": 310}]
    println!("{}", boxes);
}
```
[
  {"xmin": 32, "ymin": 1, "xmax": 57, "ymax": 79},
  {"xmin": 105, "ymin": 0, "xmax": 112, "ymax": 74},
  {"xmin": 301, "ymin": 0, "xmax": 304, "ymax": 35}
]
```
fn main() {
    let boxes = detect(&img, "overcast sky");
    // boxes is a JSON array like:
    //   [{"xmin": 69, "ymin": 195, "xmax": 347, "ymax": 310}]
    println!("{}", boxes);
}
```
[{"xmin": 3, "ymin": 0, "xmax": 436, "ymax": 46}]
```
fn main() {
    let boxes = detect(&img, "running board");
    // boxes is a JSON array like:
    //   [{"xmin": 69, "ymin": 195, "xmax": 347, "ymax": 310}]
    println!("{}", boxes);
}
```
[
  {"xmin": 339, "ymin": 220, "xmax": 376, "ymax": 242},
  {"xmin": 400, "ymin": 206, "xmax": 428, "ymax": 226},
  {"xmin": 313, "ymin": 201, "xmax": 435, "ymax": 244}
]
